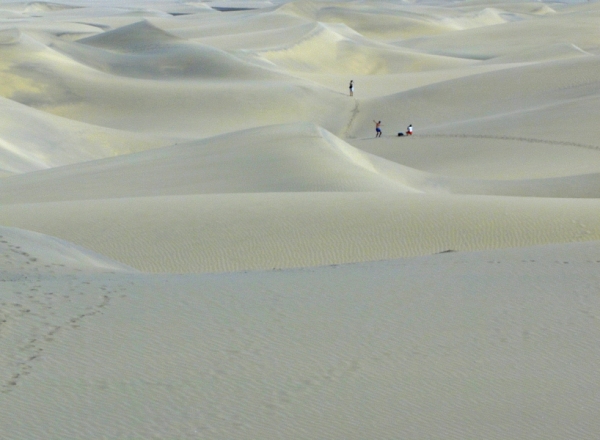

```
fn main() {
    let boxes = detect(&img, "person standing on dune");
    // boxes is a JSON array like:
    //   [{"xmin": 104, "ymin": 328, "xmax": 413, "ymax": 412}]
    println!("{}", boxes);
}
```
[
  {"xmin": 349, "ymin": 80, "xmax": 354, "ymax": 97},
  {"xmin": 374, "ymin": 120, "xmax": 383, "ymax": 137},
  {"xmin": 407, "ymin": 124, "xmax": 413, "ymax": 135}
]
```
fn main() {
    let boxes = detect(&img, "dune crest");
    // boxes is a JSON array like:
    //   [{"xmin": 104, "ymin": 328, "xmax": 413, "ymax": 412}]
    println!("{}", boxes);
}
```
[
  {"xmin": 23, "ymin": 2, "xmax": 81, "ymax": 13},
  {"xmin": 53, "ymin": 37, "xmax": 282, "ymax": 80},
  {"xmin": 0, "ymin": 123, "xmax": 425, "ymax": 203},
  {"xmin": 77, "ymin": 19, "xmax": 181, "ymax": 52},
  {"xmin": 259, "ymin": 21, "xmax": 473, "ymax": 74}
]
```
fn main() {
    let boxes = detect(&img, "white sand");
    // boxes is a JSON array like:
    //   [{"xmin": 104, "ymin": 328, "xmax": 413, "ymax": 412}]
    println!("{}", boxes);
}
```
[{"xmin": 2, "ymin": 0, "xmax": 600, "ymax": 438}]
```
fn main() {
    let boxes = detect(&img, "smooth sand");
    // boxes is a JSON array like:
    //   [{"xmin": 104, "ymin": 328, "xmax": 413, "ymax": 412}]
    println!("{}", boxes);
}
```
[{"xmin": 2, "ymin": 0, "xmax": 600, "ymax": 438}]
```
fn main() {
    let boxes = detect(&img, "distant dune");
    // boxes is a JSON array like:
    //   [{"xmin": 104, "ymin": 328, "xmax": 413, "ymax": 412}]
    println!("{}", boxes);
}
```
[{"xmin": 2, "ymin": 1, "xmax": 600, "ymax": 438}]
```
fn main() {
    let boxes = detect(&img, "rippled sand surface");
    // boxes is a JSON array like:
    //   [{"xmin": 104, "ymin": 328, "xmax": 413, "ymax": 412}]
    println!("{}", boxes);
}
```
[{"xmin": 2, "ymin": 0, "xmax": 600, "ymax": 438}]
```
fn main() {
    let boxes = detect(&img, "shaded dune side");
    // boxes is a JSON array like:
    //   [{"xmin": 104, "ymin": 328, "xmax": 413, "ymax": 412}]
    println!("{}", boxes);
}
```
[
  {"xmin": 0, "ymin": 123, "xmax": 423, "ymax": 203},
  {"xmin": 59, "ymin": 19, "xmax": 284, "ymax": 80},
  {"xmin": 2, "ymin": 193, "xmax": 600, "ymax": 273},
  {"xmin": 75, "ymin": 19, "xmax": 183, "ymax": 52},
  {"xmin": 53, "ymin": 37, "xmax": 282, "ymax": 80}
]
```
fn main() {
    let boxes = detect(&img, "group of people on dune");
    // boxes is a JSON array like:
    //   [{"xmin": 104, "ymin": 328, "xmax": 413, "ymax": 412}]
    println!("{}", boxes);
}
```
[
  {"xmin": 373, "ymin": 121, "xmax": 412, "ymax": 138},
  {"xmin": 349, "ymin": 80, "xmax": 413, "ymax": 138}
]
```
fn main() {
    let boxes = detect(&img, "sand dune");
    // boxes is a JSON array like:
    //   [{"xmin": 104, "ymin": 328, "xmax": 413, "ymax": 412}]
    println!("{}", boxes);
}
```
[
  {"xmin": 2, "ymin": 193, "xmax": 600, "ymax": 273},
  {"xmin": 0, "ymin": 123, "xmax": 426, "ymax": 203},
  {"xmin": 186, "ymin": 20, "xmax": 321, "ymax": 51},
  {"xmin": 3, "ymin": 121, "xmax": 600, "ymax": 205},
  {"xmin": 0, "ymin": 23, "xmax": 353, "ymax": 137},
  {"xmin": 14, "ymin": 2, "xmax": 80, "ymax": 14},
  {"xmin": 396, "ymin": 5, "xmax": 600, "ymax": 59},
  {"xmin": 0, "ymin": 15, "xmax": 121, "ymax": 43},
  {"xmin": 349, "ymin": 55, "xmax": 600, "ymax": 147},
  {"xmin": 0, "ymin": 225, "xmax": 136, "ymax": 273},
  {"xmin": 279, "ymin": 0, "xmax": 457, "ymax": 40},
  {"xmin": 151, "ymin": 8, "xmax": 306, "ymax": 42},
  {"xmin": 54, "ymin": 29, "xmax": 283, "ymax": 80},
  {"xmin": 483, "ymin": 41, "xmax": 592, "ymax": 63},
  {"xmin": 257, "ymin": 22, "xmax": 473, "ymax": 75},
  {"xmin": 354, "ymin": 135, "xmax": 600, "ymax": 180},
  {"xmin": 3, "ymin": 241, "xmax": 600, "ymax": 439},
  {"xmin": 0, "ymin": 96, "xmax": 173, "ymax": 175},
  {"xmin": 3, "ymin": 0, "xmax": 600, "ymax": 438},
  {"xmin": 77, "ymin": 18, "xmax": 191, "ymax": 52}
]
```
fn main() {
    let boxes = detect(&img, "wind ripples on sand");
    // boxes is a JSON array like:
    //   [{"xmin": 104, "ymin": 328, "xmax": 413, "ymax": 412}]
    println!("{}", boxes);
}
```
[
  {"xmin": 5, "ymin": 246, "xmax": 600, "ymax": 438},
  {"xmin": 3, "ymin": 0, "xmax": 600, "ymax": 438},
  {"xmin": 2, "ymin": 194, "xmax": 600, "ymax": 273}
]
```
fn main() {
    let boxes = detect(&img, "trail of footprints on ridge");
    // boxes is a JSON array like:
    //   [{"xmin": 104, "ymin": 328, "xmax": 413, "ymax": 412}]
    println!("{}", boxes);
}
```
[
  {"xmin": 421, "ymin": 134, "xmax": 600, "ymax": 152},
  {"xmin": 0, "ymin": 234, "xmax": 129, "ymax": 393}
]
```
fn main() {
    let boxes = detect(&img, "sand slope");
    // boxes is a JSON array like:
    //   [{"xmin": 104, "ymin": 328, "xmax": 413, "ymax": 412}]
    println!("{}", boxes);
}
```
[
  {"xmin": 0, "ymin": 123, "xmax": 425, "ymax": 203},
  {"xmin": 0, "ymin": 20, "xmax": 353, "ymax": 138},
  {"xmin": 0, "ymin": 95, "xmax": 174, "ymax": 175},
  {"xmin": 0, "ymin": 225, "xmax": 136, "ymax": 273},
  {"xmin": 2, "ymin": 241, "xmax": 600, "ymax": 439},
  {"xmin": 3, "ymin": 0, "xmax": 600, "ymax": 438},
  {"xmin": 350, "ymin": 55, "xmax": 600, "ymax": 142},
  {"xmin": 2, "ymin": 192, "xmax": 600, "ymax": 273},
  {"xmin": 396, "ymin": 4, "xmax": 600, "ymax": 59}
]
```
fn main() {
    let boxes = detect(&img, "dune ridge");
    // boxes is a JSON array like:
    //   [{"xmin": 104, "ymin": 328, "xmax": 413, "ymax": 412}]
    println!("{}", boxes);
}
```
[{"xmin": 0, "ymin": 123, "xmax": 428, "ymax": 203}]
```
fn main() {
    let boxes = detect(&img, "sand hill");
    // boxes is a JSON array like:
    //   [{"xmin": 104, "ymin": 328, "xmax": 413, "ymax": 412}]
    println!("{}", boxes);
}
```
[{"xmin": 2, "ymin": 1, "xmax": 600, "ymax": 438}]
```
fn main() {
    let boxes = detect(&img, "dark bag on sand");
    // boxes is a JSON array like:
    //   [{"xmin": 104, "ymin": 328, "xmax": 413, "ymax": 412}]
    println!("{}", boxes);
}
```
[{"xmin": 398, "ymin": 132, "xmax": 404, "ymax": 136}]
